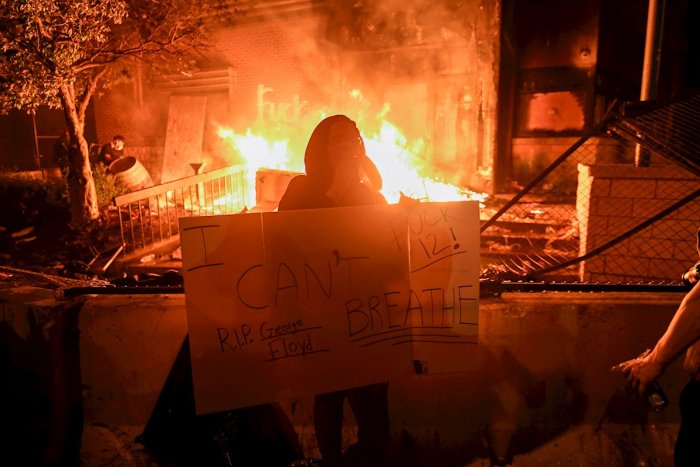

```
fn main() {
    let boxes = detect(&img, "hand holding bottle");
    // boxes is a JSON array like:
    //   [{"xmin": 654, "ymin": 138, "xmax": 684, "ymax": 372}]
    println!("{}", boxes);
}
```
[{"xmin": 611, "ymin": 349, "xmax": 668, "ymax": 411}]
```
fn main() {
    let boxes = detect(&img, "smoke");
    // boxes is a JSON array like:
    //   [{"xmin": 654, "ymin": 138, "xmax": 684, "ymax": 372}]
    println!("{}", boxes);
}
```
[{"xmin": 206, "ymin": 0, "xmax": 495, "ymax": 190}]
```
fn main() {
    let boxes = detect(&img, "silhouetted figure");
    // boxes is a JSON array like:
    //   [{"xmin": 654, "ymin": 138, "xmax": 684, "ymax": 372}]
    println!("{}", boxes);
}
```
[
  {"xmin": 279, "ymin": 115, "xmax": 390, "ymax": 467},
  {"xmin": 52, "ymin": 128, "xmax": 72, "ymax": 176},
  {"xmin": 279, "ymin": 115, "xmax": 384, "ymax": 211}
]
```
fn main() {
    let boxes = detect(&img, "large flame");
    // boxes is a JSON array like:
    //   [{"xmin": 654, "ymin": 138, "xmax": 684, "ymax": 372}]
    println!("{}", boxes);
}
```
[
  {"xmin": 362, "ymin": 120, "xmax": 483, "ymax": 203},
  {"xmin": 217, "ymin": 104, "xmax": 486, "ymax": 208}
]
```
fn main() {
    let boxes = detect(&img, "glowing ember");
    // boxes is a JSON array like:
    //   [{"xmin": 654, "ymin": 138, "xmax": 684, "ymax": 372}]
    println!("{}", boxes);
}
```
[{"xmin": 217, "ymin": 108, "xmax": 487, "ymax": 208}]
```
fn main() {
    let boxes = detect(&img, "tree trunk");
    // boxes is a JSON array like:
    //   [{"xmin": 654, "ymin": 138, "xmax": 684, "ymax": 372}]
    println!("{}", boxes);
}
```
[
  {"xmin": 65, "ymin": 131, "xmax": 100, "ymax": 227},
  {"xmin": 60, "ymin": 87, "xmax": 100, "ymax": 228}
]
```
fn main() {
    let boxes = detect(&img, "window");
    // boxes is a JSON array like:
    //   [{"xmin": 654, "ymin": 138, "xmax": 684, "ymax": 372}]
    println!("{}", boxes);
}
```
[{"xmin": 514, "ymin": 67, "xmax": 593, "ymax": 136}]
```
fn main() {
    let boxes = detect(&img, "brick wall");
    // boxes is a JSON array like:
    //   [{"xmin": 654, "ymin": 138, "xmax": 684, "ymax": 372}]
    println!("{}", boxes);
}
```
[
  {"xmin": 93, "ymin": 79, "xmax": 170, "ymax": 184},
  {"xmin": 93, "ymin": 81, "xmax": 170, "ymax": 148},
  {"xmin": 577, "ymin": 163, "xmax": 700, "ymax": 282},
  {"xmin": 211, "ymin": 16, "xmax": 333, "ymax": 129}
]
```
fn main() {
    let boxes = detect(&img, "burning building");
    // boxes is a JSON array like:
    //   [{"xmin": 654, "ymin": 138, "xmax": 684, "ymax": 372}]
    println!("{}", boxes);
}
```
[
  {"xmin": 2, "ymin": 0, "xmax": 697, "ymax": 199},
  {"xmin": 90, "ymin": 0, "xmax": 500, "ymax": 201},
  {"xmin": 89, "ymin": 0, "xmax": 699, "ymax": 196},
  {"xmin": 1, "ymin": 0, "xmax": 699, "ymax": 282},
  {"xmin": 65, "ymin": 0, "xmax": 697, "ymax": 283}
]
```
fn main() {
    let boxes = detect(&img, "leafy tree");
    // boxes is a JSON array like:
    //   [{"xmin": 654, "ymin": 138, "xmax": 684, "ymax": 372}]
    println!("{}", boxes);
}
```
[{"xmin": 0, "ymin": 0, "xmax": 230, "ymax": 227}]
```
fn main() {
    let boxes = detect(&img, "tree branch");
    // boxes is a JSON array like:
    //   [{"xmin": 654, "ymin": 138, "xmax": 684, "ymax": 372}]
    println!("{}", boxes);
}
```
[{"xmin": 77, "ymin": 68, "xmax": 106, "ymax": 121}]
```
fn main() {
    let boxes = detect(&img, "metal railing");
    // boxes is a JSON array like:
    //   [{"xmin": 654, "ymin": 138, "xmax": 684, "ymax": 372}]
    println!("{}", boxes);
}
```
[{"xmin": 113, "ymin": 164, "xmax": 249, "ymax": 256}]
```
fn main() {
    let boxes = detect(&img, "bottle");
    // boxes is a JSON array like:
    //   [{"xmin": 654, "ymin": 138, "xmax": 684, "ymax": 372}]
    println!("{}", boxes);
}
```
[
  {"xmin": 636, "ymin": 349, "xmax": 668, "ymax": 411},
  {"xmin": 631, "ymin": 349, "xmax": 669, "ymax": 412},
  {"xmin": 612, "ymin": 349, "xmax": 670, "ymax": 412},
  {"xmin": 646, "ymin": 380, "xmax": 669, "ymax": 412}
]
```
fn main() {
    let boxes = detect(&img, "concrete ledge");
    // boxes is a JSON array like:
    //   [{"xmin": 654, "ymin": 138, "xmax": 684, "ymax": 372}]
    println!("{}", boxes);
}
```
[
  {"xmin": 578, "ymin": 163, "xmax": 697, "ymax": 180},
  {"xmin": 80, "ymin": 295, "xmax": 188, "ymax": 427},
  {"xmin": 78, "ymin": 291, "xmax": 688, "ymax": 465}
]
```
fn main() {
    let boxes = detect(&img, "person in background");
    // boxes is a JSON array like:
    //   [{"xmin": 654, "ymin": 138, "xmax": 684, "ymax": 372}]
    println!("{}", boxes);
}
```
[
  {"xmin": 52, "ymin": 128, "xmax": 72, "ymax": 176},
  {"xmin": 96, "ymin": 134, "xmax": 125, "ymax": 167},
  {"xmin": 278, "ymin": 115, "xmax": 390, "ymax": 467},
  {"xmin": 613, "ymin": 226, "xmax": 700, "ymax": 467}
]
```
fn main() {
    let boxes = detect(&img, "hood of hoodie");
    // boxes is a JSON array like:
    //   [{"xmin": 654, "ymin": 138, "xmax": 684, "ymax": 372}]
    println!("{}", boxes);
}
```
[
  {"xmin": 305, "ymin": 115, "xmax": 352, "ymax": 187},
  {"xmin": 304, "ymin": 115, "xmax": 382, "ymax": 191}
]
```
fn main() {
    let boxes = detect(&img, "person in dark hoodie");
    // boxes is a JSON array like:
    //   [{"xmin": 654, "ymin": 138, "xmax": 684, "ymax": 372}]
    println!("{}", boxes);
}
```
[
  {"xmin": 278, "ymin": 115, "xmax": 391, "ymax": 467},
  {"xmin": 279, "ymin": 115, "xmax": 385, "ymax": 210}
]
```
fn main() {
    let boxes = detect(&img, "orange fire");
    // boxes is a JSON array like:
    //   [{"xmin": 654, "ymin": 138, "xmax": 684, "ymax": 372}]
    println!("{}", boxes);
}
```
[{"xmin": 217, "ymin": 104, "xmax": 486, "ymax": 209}]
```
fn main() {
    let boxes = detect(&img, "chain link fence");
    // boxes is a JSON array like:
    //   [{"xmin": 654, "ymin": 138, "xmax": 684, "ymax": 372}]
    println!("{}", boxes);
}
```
[{"xmin": 481, "ymin": 94, "xmax": 700, "ymax": 284}]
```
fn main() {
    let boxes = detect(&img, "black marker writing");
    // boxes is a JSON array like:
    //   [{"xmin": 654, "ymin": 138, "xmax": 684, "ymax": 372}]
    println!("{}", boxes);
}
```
[
  {"xmin": 411, "ymin": 250, "xmax": 467, "ymax": 273},
  {"xmin": 384, "ymin": 215, "xmax": 406, "ymax": 252},
  {"xmin": 405, "ymin": 289, "xmax": 423, "ymax": 326},
  {"xmin": 216, "ymin": 324, "xmax": 253, "ymax": 352},
  {"xmin": 417, "ymin": 232, "xmax": 450, "ymax": 259},
  {"xmin": 184, "ymin": 225, "xmax": 224, "ymax": 272},
  {"xmin": 304, "ymin": 263, "xmax": 332, "ymax": 299},
  {"xmin": 335, "ymin": 253, "xmax": 370, "ymax": 294},
  {"xmin": 237, "ymin": 264, "xmax": 267, "ymax": 310},
  {"xmin": 346, "ymin": 284, "xmax": 477, "ymax": 338},
  {"xmin": 275, "ymin": 262, "xmax": 299, "ymax": 304},
  {"xmin": 436, "ymin": 205, "xmax": 457, "ymax": 223},
  {"xmin": 266, "ymin": 332, "xmax": 330, "ymax": 361},
  {"xmin": 236, "ymin": 255, "xmax": 364, "ymax": 310}
]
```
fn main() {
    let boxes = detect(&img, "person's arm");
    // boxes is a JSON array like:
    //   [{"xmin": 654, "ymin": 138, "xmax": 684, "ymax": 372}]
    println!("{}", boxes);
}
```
[
  {"xmin": 653, "ymin": 283, "xmax": 700, "ymax": 364},
  {"xmin": 103, "ymin": 146, "xmax": 115, "ymax": 163},
  {"xmin": 615, "ymin": 283, "xmax": 700, "ymax": 394},
  {"xmin": 96, "ymin": 144, "xmax": 108, "ymax": 164}
]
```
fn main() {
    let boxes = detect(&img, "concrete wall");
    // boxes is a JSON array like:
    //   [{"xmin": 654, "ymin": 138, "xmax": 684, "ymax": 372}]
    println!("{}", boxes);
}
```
[
  {"xmin": 0, "ymin": 285, "xmax": 83, "ymax": 466},
  {"xmin": 67, "ymin": 291, "xmax": 700, "ymax": 464},
  {"xmin": 4, "ymin": 284, "xmax": 693, "ymax": 466}
]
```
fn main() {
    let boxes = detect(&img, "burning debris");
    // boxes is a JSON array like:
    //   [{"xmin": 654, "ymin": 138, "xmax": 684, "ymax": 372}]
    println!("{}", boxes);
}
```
[{"xmin": 217, "ymin": 92, "xmax": 489, "ymax": 207}]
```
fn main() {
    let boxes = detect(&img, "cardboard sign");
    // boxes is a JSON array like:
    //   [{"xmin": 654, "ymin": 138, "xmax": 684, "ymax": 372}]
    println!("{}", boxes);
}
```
[{"xmin": 180, "ymin": 201, "xmax": 479, "ymax": 414}]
